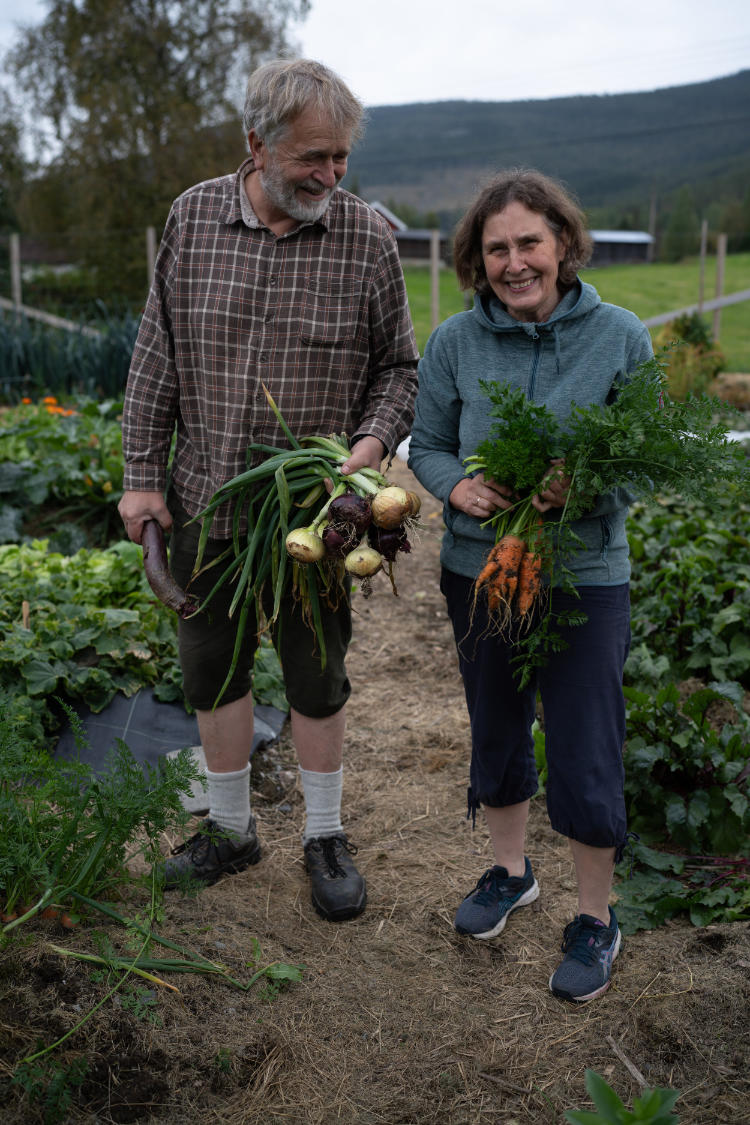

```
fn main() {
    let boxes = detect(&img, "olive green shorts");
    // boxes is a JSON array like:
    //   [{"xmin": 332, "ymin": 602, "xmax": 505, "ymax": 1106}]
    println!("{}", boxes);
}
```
[{"xmin": 167, "ymin": 495, "xmax": 352, "ymax": 716}]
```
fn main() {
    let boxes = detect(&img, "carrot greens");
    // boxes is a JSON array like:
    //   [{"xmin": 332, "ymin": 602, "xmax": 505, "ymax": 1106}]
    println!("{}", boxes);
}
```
[{"xmin": 467, "ymin": 353, "xmax": 749, "ymax": 683}]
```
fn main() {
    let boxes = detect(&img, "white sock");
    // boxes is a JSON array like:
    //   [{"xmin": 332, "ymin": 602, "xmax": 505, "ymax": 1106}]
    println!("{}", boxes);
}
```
[
  {"xmin": 299, "ymin": 766, "xmax": 343, "ymax": 845},
  {"xmin": 206, "ymin": 764, "xmax": 252, "ymax": 838}
]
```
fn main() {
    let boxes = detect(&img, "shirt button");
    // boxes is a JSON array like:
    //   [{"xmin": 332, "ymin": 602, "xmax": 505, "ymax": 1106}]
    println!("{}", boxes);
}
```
[
  {"xmin": 268, "ymin": 276, "xmax": 277, "ymax": 286},
  {"xmin": 258, "ymin": 351, "xmax": 269, "ymax": 362},
  {"xmin": 264, "ymin": 312, "xmax": 274, "ymax": 323}
]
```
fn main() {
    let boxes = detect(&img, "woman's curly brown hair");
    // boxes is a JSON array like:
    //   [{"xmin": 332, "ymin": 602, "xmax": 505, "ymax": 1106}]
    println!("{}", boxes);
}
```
[{"xmin": 453, "ymin": 168, "xmax": 594, "ymax": 295}]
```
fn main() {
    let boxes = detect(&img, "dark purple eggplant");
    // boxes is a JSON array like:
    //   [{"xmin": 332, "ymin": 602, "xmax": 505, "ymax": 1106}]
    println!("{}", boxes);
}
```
[{"xmin": 141, "ymin": 519, "xmax": 200, "ymax": 618}]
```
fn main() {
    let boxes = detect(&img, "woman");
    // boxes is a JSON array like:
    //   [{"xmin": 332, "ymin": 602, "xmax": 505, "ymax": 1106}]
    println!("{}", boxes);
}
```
[{"xmin": 408, "ymin": 169, "xmax": 653, "ymax": 1003}]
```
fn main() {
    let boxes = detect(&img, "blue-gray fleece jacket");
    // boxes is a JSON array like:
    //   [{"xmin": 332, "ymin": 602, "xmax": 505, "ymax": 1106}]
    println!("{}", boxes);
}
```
[{"xmin": 408, "ymin": 280, "xmax": 654, "ymax": 584}]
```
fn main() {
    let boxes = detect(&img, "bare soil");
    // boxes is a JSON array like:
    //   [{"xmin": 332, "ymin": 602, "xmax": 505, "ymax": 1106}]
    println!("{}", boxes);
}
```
[{"xmin": 1, "ymin": 460, "xmax": 749, "ymax": 1124}]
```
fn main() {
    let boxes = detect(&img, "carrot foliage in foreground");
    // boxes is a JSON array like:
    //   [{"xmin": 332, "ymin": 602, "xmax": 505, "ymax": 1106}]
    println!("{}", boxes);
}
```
[{"xmin": 0, "ymin": 706, "xmax": 198, "ymax": 926}]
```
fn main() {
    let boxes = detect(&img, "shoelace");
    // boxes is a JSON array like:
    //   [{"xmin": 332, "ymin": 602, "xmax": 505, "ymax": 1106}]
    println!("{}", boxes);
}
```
[
  {"xmin": 311, "ymin": 835, "xmax": 357, "ymax": 879},
  {"xmin": 560, "ymin": 918, "xmax": 608, "ymax": 965},
  {"xmin": 470, "ymin": 867, "xmax": 526, "ymax": 906},
  {"xmin": 171, "ymin": 820, "xmax": 227, "ymax": 861}
]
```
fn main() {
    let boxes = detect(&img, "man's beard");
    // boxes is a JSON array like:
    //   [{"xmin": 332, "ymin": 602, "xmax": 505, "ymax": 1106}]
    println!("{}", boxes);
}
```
[{"xmin": 259, "ymin": 159, "xmax": 336, "ymax": 223}]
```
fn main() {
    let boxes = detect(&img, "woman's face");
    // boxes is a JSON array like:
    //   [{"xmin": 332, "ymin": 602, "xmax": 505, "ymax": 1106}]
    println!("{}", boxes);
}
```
[{"xmin": 481, "ymin": 201, "xmax": 567, "ymax": 323}]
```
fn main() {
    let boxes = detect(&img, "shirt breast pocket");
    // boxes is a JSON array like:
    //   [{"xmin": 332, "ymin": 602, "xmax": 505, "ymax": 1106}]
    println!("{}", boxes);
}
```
[{"xmin": 299, "ymin": 280, "xmax": 360, "ymax": 346}]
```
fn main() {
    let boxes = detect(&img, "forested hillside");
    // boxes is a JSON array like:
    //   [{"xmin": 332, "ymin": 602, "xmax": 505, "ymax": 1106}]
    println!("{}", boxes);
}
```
[{"xmin": 347, "ymin": 70, "xmax": 750, "ymax": 231}]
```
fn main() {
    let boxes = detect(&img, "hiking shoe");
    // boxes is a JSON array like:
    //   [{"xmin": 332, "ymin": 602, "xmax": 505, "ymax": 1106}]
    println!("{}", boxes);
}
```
[
  {"xmin": 304, "ymin": 834, "xmax": 366, "ymax": 922},
  {"xmin": 549, "ymin": 907, "xmax": 621, "ymax": 1002},
  {"xmin": 161, "ymin": 816, "xmax": 261, "ymax": 890},
  {"xmin": 454, "ymin": 857, "xmax": 539, "ymax": 939}
]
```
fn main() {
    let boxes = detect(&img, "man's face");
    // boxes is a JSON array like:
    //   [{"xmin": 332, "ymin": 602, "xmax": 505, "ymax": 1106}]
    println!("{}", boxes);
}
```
[{"xmin": 255, "ymin": 107, "xmax": 352, "ymax": 223}]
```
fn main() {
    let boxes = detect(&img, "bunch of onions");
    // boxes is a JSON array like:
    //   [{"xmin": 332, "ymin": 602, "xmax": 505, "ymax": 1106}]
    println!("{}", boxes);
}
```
[{"xmin": 189, "ymin": 386, "xmax": 421, "ymax": 703}]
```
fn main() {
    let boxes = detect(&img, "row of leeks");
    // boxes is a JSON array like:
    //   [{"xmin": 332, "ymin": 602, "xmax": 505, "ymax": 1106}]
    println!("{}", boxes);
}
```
[{"xmin": 187, "ymin": 390, "xmax": 419, "ymax": 707}]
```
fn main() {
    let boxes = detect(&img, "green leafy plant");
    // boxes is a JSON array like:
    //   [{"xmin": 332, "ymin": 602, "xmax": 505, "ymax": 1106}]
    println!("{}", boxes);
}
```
[
  {"xmin": 566, "ymin": 1069, "xmax": 680, "ymax": 1124},
  {"xmin": 0, "ymin": 706, "xmax": 200, "ymax": 925},
  {"xmin": 623, "ymin": 679, "xmax": 749, "ymax": 855},
  {"xmin": 626, "ymin": 488, "xmax": 750, "ymax": 687},
  {"xmin": 654, "ymin": 314, "xmax": 725, "ymax": 399},
  {"xmin": 612, "ymin": 678, "xmax": 750, "ymax": 932},
  {"xmin": 12, "ymin": 1055, "xmax": 89, "ymax": 1125},
  {"xmin": 0, "ymin": 538, "xmax": 187, "ymax": 744},
  {"xmin": 615, "ymin": 842, "xmax": 749, "ymax": 933},
  {"xmin": 0, "ymin": 397, "xmax": 125, "ymax": 548}
]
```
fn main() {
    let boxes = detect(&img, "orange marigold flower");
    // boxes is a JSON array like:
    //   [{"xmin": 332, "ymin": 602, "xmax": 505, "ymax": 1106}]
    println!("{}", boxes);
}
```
[
  {"xmin": 21, "ymin": 397, "xmax": 32, "ymax": 404},
  {"xmin": 42, "ymin": 395, "xmax": 58, "ymax": 404}
]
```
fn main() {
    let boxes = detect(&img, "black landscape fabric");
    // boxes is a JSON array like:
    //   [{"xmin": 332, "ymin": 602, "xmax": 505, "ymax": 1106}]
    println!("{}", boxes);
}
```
[{"xmin": 54, "ymin": 688, "xmax": 286, "ymax": 771}]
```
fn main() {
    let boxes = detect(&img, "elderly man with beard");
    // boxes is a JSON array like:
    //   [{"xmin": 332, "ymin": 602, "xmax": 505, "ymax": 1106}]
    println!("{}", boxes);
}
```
[{"xmin": 118, "ymin": 59, "xmax": 419, "ymax": 922}]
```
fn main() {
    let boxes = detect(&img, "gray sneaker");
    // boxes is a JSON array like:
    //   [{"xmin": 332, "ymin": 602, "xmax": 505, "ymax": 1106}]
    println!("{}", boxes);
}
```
[
  {"xmin": 161, "ymin": 816, "xmax": 261, "ymax": 890},
  {"xmin": 454, "ymin": 857, "xmax": 539, "ymax": 939},
  {"xmin": 549, "ymin": 907, "xmax": 621, "ymax": 1002}
]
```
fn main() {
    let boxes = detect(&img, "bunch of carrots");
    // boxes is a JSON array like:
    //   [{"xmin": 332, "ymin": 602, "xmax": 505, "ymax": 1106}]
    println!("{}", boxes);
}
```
[{"xmin": 473, "ymin": 506, "xmax": 545, "ymax": 632}]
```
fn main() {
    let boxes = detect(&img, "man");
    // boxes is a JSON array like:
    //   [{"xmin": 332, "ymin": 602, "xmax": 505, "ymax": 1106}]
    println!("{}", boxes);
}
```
[{"xmin": 118, "ymin": 59, "xmax": 419, "ymax": 922}]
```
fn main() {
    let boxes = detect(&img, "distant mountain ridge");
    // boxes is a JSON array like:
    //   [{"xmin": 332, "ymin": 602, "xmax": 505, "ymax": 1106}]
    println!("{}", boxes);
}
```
[{"xmin": 346, "ymin": 70, "xmax": 750, "ymax": 227}]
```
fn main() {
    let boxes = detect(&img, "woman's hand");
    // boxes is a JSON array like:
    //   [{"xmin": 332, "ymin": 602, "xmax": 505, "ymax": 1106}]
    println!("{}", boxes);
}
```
[
  {"xmin": 449, "ymin": 472, "xmax": 513, "ymax": 518},
  {"xmin": 532, "ymin": 459, "xmax": 570, "ymax": 512}
]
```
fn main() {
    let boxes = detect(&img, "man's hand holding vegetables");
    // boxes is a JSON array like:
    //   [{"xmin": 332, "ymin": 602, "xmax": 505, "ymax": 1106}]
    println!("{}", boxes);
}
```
[{"xmin": 118, "ymin": 60, "xmax": 418, "ymax": 922}]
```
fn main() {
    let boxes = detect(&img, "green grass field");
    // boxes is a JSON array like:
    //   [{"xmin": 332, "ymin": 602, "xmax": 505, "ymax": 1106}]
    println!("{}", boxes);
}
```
[{"xmin": 404, "ymin": 253, "xmax": 750, "ymax": 371}]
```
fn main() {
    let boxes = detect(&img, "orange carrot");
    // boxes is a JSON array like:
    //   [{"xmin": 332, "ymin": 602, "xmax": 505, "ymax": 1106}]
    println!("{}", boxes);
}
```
[
  {"xmin": 41, "ymin": 906, "xmax": 77, "ymax": 928},
  {"xmin": 476, "ymin": 549, "xmax": 502, "ymax": 588},
  {"xmin": 488, "ymin": 535, "xmax": 526, "ymax": 601},
  {"xmin": 516, "ymin": 551, "xmax": 542, "ymax": 616}
]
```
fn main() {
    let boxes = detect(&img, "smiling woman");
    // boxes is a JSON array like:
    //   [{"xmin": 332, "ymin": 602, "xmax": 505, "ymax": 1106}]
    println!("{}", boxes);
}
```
[
  {"xmin": 481, "ymin": 202, "xmax": 567, "ymax": 324},
  {"xmin": 408, "ymin": 166, "xmax": 656, "ymax": 1004}
]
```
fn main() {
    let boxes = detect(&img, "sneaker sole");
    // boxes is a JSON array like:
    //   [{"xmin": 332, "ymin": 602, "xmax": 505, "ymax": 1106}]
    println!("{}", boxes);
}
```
[
  {"xmin": 455, "ymin": 879, "xmax": 540, "ymax": 940},
  {"xmin": 549, "ymin": 928, "xmax": 622, "ymax": 1002}
]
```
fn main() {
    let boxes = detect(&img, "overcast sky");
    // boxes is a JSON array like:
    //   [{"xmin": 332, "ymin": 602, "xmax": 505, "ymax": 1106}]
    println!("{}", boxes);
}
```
[{"xmin": 1, "ymin": 0, "xmax": 748, "ymax": 107}]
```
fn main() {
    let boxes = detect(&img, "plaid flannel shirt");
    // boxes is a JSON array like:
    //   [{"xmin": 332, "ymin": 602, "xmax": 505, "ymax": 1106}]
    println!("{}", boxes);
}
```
[{"xmin": 122, "ymin": 158, "xmax": 419, "ymax": 537}]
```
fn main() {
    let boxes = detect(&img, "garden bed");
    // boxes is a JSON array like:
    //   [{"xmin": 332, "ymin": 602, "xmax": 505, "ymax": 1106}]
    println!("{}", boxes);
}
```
[{"xmin": 1, "ymin": 460, "xmax": 748, "ymax": 1124}]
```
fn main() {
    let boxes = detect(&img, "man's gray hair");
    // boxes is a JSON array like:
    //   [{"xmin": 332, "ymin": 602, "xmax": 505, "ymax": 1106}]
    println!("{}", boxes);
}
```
[{"xmin": 243, "ymin": 58, "xmax": 365, "ymax": 149}]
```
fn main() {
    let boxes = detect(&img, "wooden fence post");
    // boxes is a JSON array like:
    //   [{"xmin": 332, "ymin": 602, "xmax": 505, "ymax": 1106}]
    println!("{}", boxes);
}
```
[
  {"xmin": 647, "ymin": 191, "xmax": 657, "ymax": 263},
  {"xmin": 430, "ymin": 230, "xmax": 440, "ymax": 332},
  {"xmin": 10, "ymin": 232, "xmax": 22, "ymax": 310},
  {"xmin": 713, "ymin": 233, "xmax": 727, "ymax": 340},
  {"xmin": 698, "ymin": 218, "xmax": 708, "ymax": 313},
  {"xmin": 146, "ymin": 226, "xmax": 157, "ymax": 286}
]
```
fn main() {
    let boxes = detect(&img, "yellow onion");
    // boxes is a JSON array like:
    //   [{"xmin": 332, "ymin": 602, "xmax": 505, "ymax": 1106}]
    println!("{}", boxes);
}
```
[
  {"xmin": 344, "ymin": 545, "xmax": 382, "ymax": 577},
  {"xmin": 405, "ymin": 490, "xmax": 422, "ymax": 517},
  {"xmin": 285, "ymin": 528, "xmax": 326, "ymax": 563},
  {"xmin": 371, "ymin": 485, "xmax": 410, "ymax": 530}
]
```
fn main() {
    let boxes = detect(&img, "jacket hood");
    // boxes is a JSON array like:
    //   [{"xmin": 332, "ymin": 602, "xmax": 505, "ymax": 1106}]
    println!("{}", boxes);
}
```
[{"xmin": 473, "ymin": 279, "xmax": 601, "ymax": 337}]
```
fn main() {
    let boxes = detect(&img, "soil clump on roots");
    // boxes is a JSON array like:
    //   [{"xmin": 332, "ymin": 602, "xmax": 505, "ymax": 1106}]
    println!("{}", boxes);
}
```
[{"xmin": 1, "ymin": 461, "xmax": 749, "ymax": 1124}]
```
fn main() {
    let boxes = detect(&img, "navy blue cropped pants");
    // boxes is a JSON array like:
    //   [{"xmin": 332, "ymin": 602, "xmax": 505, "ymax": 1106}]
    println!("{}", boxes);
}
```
[{"xmin": 440, "ymin": 568, "xmax": 631, "ymax": 854}]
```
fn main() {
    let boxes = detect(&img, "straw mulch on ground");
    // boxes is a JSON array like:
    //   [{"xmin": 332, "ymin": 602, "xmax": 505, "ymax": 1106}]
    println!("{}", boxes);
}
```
[{"xmin": 1, "ymin": 460, "xmax": 748, "ymax": 1124}]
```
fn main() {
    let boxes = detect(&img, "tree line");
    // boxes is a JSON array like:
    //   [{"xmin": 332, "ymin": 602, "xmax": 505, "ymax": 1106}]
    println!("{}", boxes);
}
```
[{"xmin": 1, "ymin": 2, "xmax": 748, "ymax": 309}]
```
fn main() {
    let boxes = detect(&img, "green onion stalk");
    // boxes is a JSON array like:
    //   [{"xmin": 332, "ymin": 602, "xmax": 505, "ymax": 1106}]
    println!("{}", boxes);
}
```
[{"xmin": 188, "ymin": 387, "xmax": 408, "ymax": 707}]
